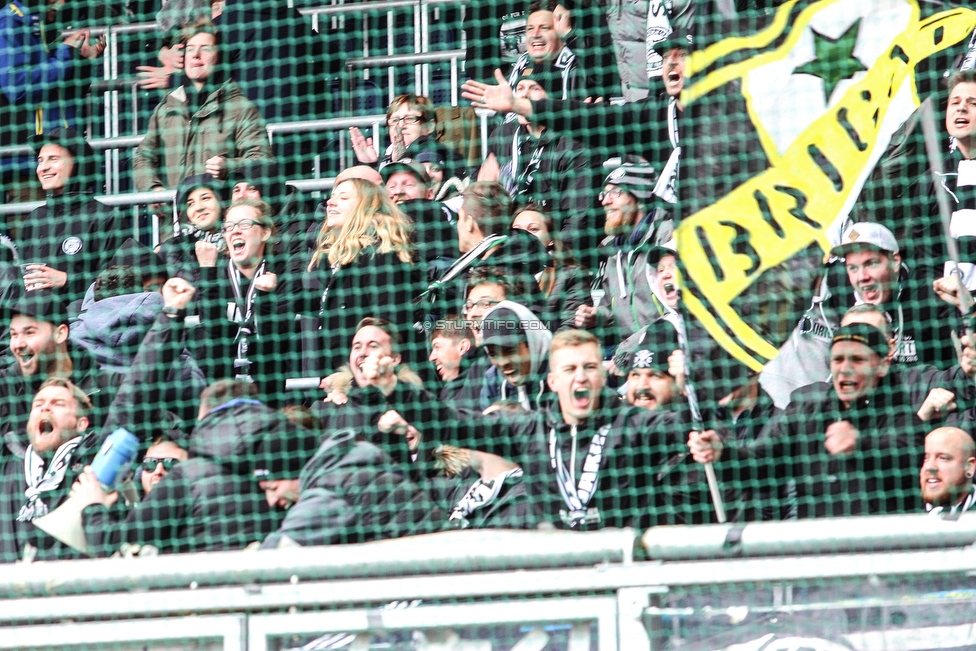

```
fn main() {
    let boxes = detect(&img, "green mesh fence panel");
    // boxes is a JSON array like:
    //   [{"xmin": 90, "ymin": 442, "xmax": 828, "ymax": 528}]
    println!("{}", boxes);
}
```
[{"xmin": 1, "ymin": 0, "xmax": 976, "ymax": 649}]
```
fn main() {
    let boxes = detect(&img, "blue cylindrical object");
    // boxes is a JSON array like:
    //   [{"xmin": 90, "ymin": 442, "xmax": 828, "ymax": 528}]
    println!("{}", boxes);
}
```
[{"xmin": 90, "ymin": 428, "xmax": 140, "ymax": 489}]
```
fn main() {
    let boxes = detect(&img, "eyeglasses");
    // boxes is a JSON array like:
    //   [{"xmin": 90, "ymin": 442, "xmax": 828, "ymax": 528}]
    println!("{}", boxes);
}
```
[
  {"xmin": 464, "ymin": 298, "xmax": 501, "ymax": 311},
  {"xmin": 185, "ymin": 45, "xmax": 217, "ymax": 56},
  {"xmin": 387, "ymin": 115, "xmax": 424, "ymax": 127},
  {"xmin": 221, "ymin": 219, "xmax": 264, "ymax": 233},
  {"xmin": 142, "ymin": 457, "xmax": 181, "ymax": 472},
  {"xmin": 598, "ymin": 188, "xmax": 625, "ymax": 202}
]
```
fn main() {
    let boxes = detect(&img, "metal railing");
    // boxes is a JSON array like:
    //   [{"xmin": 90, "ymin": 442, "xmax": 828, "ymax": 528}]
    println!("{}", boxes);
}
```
[
  {"xmin": 0, "ymin": 0, "xmax": 471, "ymax": 198},
  {"xmin": 0, "ymin": 517, "xmax": 974, "ymax": 650}
]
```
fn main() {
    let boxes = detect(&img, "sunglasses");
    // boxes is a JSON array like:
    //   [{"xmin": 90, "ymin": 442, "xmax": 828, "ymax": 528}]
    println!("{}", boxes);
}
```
[{"xmin": 142, "ymin": 457, "xmax": 181, "ymax": 472}]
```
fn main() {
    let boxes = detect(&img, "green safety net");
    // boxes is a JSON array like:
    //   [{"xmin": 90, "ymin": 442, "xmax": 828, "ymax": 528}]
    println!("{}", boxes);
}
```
[{"xmin": 0, "ymin": 0, "xmax": 975, "ymax": 649}]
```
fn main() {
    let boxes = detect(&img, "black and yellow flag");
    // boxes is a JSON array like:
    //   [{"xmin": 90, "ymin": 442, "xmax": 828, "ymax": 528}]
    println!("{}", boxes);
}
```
[{"xmin": 678, "ymin": 0, "xmax": 976, "ymax": 372}]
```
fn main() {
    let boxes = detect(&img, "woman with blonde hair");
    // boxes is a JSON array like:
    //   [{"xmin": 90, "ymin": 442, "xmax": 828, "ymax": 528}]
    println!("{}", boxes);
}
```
[{"xmin": 285, "ymin": 178, "xmax": 423, "ymax": 377}]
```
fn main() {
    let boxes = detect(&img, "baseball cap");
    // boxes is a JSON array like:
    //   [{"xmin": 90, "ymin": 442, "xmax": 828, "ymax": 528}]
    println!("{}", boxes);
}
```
[
  {"xmin": 381, "ymin": 159, "xmax": 431, "ymax": 185},
  {"xmin": 831, "ymin": 222, "xmax": 899, "ymax": 258},
  {"xmin": 3, "ymin": 290, "xmax": 69, "ymax": 328},
  {"xmin": 480, "ymin": 305, "xmax": 529, "ymax": 349},
  {"xmin": 603, "ymin": 164, "xmax": 657, "ymax": 202},
  {"xmin": 651, "ymin": 30, "xmax": 694, "ymax": 57}
]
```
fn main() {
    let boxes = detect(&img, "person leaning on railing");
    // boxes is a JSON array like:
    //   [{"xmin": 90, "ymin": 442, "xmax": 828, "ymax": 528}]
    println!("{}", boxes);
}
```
[{"xmin": 131, "ymin": 19, "xmax": 274, "ymax": 194}]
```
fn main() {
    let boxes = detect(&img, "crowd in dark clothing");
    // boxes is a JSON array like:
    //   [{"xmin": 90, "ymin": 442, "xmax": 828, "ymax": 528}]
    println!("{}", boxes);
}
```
[{"xmin": 3, "ymin": 0, "xmax": 976, "ymax": 565}]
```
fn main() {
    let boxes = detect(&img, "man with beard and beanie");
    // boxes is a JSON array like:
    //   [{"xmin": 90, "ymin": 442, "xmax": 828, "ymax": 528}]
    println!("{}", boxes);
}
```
[
  {"xmin": 0, "ymin": 377, "xmax": 95, "ymax": 562},
  {"xmin": 691, "ymin": 323, "xmax": 966, "ymax": 520},
  {"xmin": 479, "ymin": 301, "xmax": 553, "ymax": 412},
  {"xmin": 614, "ymin": 324, "xmax": 683, "ymax": 412},
  {"xmin": 921, "ymin": 426, "xmax": 976, "ymax": 516},
  {"xmin": 132, "ymin": 20, "xmax": 274, "ymax": 193},
  {"xmin": 261, "ymin": 427, "xmax": 447, "ymax": 548},
  {"xmin": 158, "ymin": 173, "xmax": 227, "ymax": 283},
  {"xmin": 479, "ymin": 70, "xmax": 599, "ymax": 265},
  {"xmin": 77, "ymin": 379, "xmax": 304, "ymax": 557},
  {"xmin": 575, "ymin": 165, "xmax": 673, "ymax": 347},
  {"xmin": 17, "ymin": 128, "xmax": 121, "ymax": 307},
  {"xmin": 370, "ymin": 329, "xmax": 700, "ymax": 530},
  {"xmin": 0, "ymin": 0, "xmax": 105, "ymax": 195}
]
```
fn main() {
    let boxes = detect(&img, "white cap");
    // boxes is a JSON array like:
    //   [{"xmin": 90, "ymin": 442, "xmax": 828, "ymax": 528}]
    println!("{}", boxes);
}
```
[{"xmin": 831, "ymin": 222, "xmax": 899, "ymax": 257}]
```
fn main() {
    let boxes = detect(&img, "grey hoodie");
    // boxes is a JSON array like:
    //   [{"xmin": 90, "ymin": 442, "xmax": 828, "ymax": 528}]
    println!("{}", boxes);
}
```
[
  {"xmin": 70, "ymin": 290, "xmax": 164, "ymax": 373},
  {"xmin": 479, "ymin": 301, "xmax": 553, "ymax": 411}
]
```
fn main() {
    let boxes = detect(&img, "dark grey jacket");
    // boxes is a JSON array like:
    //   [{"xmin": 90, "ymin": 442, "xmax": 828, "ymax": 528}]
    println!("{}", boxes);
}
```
[
  {"xmin": 262, "ymin": 429, "xmax": 445, "ymax": 548},
  {"xmin": 84, "ymin": 401, "xmax": 297, "ymax": 556}
]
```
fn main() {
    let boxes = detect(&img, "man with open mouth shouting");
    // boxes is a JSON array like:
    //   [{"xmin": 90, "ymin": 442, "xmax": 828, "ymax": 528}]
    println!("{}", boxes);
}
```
[
  {"xmin": 12, "ymin": 378, "xmax": 94, "ymax": 561},
  {"xmin": 828, "ymin": 222, "xmax": 954, "ymax": 370},
  {"xmin": 365, "ymin": 328, "xmax": 709, "ymax": 529}
]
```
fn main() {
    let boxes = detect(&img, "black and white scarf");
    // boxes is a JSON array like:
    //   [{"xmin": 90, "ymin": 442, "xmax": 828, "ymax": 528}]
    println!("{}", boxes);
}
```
[
  {"xmin": 653, "ymin": 96, "xmax": 681, "ymax": 205},
  {"xmin": 549, "ymin": 423, "xmax": 610, "ymax": 527},
  {"xmin": 449, "ymin": 467, "xmax": 524, "ymax": 525},
  {"xmin": 926, "ymin": 484, "xmax": 976, "ymax": 517},
  {"xmin": 181, "ymin": 223, "xmax": 225, "ymax": 247},
  {"xmin": 507, "ymin": 47, "xmax": 577, "ymax": 100},
  {"xmin": 18, "ymin": 437, "xmax": 82, "ymax": 522},
  {"xmin": 228, "ymin": 258, "xmax": 268, "ymax": 379},
  {"xmin": 501, "ymin": 126, "xmax": 547, "ymax": 199}
]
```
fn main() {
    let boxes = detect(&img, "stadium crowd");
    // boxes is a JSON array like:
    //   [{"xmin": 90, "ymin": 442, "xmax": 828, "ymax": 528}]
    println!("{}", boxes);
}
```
[{"xmin": 1, "ymin": 0, "xmax": 976, "ymax": 563}]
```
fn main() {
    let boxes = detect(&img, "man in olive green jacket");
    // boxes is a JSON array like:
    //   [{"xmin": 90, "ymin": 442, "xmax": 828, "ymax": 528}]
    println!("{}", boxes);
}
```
[{"xmin": 132, "ymin": 22, "xmax": 274, "ymax": 193}]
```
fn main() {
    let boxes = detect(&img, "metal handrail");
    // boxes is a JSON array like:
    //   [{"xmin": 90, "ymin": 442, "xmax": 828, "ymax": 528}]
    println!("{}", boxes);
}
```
[
  {"xmin": 265, "ymin": 114, "xmax": 387, "ymax": 136},
  {"xmin": 0, "ymin": 529, "xmax": 635, "ymax": 598},
  {"xmin": 0, "ymin": 190, "xmax": 174, "ymax": 217},
  {"xmin": 345, "ymin": 48, "xmax": 465, "ymax": 69},
  {"xmin": 298, "ymin": 0, "xmax": 467, "ymax": 17}
]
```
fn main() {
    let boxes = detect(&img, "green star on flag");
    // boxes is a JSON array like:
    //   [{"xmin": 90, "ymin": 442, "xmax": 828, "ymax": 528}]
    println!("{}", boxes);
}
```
[{"xmin": 795, "ymin": 18, "xmax": 867, "ymax": 102}]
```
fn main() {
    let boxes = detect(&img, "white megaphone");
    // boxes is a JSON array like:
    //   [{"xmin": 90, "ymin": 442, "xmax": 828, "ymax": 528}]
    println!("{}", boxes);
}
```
[{"xmin": 32, "ymin": 495, "xmax": 90, "ymax": 556}]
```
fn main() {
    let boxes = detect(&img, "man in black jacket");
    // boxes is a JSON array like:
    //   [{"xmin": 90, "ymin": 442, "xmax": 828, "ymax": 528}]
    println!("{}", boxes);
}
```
[
  {"xmin": 0, "ymin": 377, "xmax": 96, "ymax": 562},
  {"xmin": 691, "ymin": 323, "xmax": 974, "ymax": 520},
  {"xmin": 368, "ymin": 328, "xmax": 694, "ymax": 529},
  {"xmin": 480, "ymin": 71, "xmax": 599, "ymax": 261},
  {"xmin": 18, "ymin": 128, "xmax": 121, "ymax": 307},
  {"xmin": 312, "ymin": 318, "xmax": 425, "ymax": 465},
  {"xmin": 428, "ymin": 316, "xmax": 481, "ymax": 410},
  {"xmin": 260, "ymin": 428, "xmax": 445, "ymax": 549}
]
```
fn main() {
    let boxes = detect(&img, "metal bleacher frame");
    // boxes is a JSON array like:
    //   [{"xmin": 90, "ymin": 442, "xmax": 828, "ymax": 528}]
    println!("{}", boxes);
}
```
[
  {"xmin": 0, "ymin": 521, "xmax": 973, "ymax": 649},
  {"xmin": 0, "ymin": 0, "xmax": 486, "ymax": 246}
]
